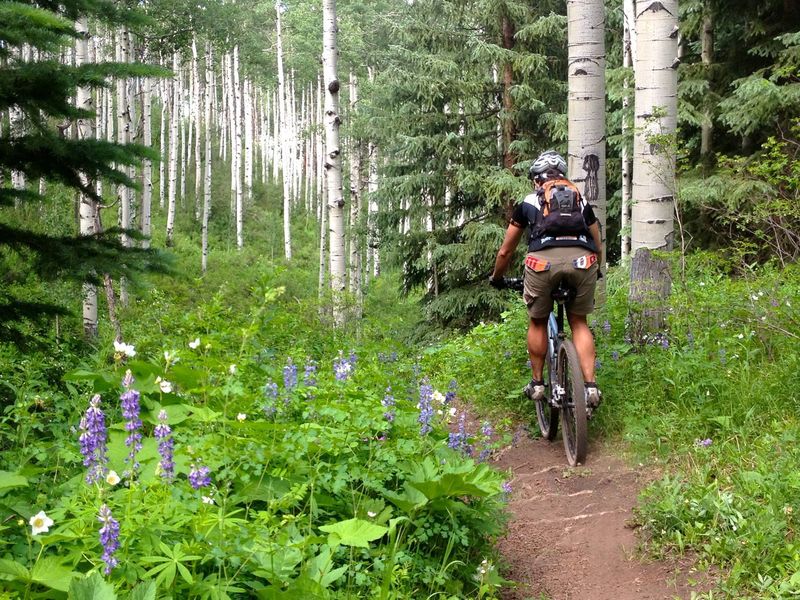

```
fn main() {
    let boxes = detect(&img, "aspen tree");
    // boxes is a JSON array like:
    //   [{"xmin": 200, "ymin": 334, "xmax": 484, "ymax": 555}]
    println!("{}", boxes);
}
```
[
  {"xmin": 76, "ymin": 17, "xmax": 98, "ymax": 337},
  {"xmin": 276, "ymin": 0, "xmax": 292, "ymax": 259},
  {"xmin": 220, "ymin": 51, "xmax": 228, "ymax": 161},
  {"xmin": 316, "ymin": 74, "xmax": 325, "ymax": 221},
  {"xmin": 365, "ymin": 67, "xmax": 380, "ymax": 279},
  {"xmin": 192, "ymin": 37, "xmax": 202, "ymax": 216},
  {"xmin": 567, "ymin": 0, "xmax": 606, "ymax": 273},
  {"xmin": 166, "ymin": 52, "xmax": 180, "ymax": 246},
  {"xmin": 271, "ymin": 89, "xmax": 280, "ymax": 182},
  {"xmin": 700, "ymin": 4, "xmax": 714, "ymax": 160},
  {"xmin": 116, "ymin": 30, "xmax": 131, "ymax": 252},
  {"xmin": 233, "ymin": 46, "xmax": 244, "ymax": 248},
  {"xmin": 621, "ymin": 0, "xmax": 635, "ymax": 259},
  {"xmin": 244, "ymin": 78, "xmax": 254, "ymax": 202},
  {"xmin": 202, "ymin": 44, "xmax": 213, "ymax": 273},
  {"xmin": 142, "ymin": 74, "xmax": 153, "ymax": 248},
  {"xmin": 348, "ymin": 71, "xmax": 362, "ymax": 301},
  {"xmin": 159, "ymin": 76, "xmax": 167, "ymax": 208},
  {"xmin": 631, "ymin": 0, "xmax": 678, "ymax": 252},
  {"xmin": 180, "ymin": 99, "xmax": 187, "ymax": 204},
  {"xmin": 323, "ymin": 0, "xmax": 346, "ymax": 325}
]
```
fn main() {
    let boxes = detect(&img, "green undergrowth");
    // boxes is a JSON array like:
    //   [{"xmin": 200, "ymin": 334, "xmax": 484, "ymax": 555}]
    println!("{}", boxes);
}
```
[
  {"xmin": 421, "ymin": 251, "xmax": 800, "ymax": 598},
  {"xmin": 0, "ymin": 192, "xmax": 512, "ymax": 597}
]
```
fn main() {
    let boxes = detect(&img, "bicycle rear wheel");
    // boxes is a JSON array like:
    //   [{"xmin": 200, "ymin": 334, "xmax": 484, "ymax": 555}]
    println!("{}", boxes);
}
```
[
  {"xmin": 558, "ymin": 340, "xmax": 587, "ymax": 466},
  {"xmin": 535, "ymin": 347, "xmax": 559, "ymax": 440}
]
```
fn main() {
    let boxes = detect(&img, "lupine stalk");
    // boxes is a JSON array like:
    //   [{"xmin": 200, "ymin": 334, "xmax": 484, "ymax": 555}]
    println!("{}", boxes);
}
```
[
  {"xmin": 153, "ymin": 410, "xmax": 174, "ymax": 481},
  {"xmin": 188, "ymin": 464, "xmax": 211, "ymax": 489},
  {"xmin": 78, "ymin": 394, "xmax": 108, "ymax": 484},
  {"xmin": 417, "ymin": 379, "xmax": 434, "ymax": 435},
  {"xmin": 120, "ymin": 371, "xmax": 142, "ymax": 479},
  {"xmin": 283, "ymin": 357, "xmax": 297, "ymax": 391},
  {"xmin": 382, "ymin": 386, "xmax": 396, "ymax": 423},
  {"xmin": 98, "ymin": 504, "xmax": 120, "ymax": 574}
]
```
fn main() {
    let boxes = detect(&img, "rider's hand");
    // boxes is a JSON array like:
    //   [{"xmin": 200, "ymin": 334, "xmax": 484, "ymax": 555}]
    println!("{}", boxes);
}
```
[{"xmin": 488, "ymin": 275, "xmax": 505, "ymax": 290}]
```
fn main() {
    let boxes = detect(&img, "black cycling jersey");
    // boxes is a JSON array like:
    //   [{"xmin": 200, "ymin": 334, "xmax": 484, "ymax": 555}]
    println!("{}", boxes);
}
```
[{"xmin": 510, "ymin": 191, "xmax": 599, "ymax": 253}]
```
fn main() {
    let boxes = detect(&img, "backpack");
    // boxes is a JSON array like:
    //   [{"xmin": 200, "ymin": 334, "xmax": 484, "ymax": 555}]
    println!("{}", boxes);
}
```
[{"xmin": 532, "ymin": 178, "xmax": 588, "ymax": 239}]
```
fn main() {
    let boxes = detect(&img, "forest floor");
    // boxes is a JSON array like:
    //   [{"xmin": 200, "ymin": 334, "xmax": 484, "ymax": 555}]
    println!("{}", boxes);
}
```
[{"xmin": 493, "ymin": 429, "xmax": 714, "ymax": 600}]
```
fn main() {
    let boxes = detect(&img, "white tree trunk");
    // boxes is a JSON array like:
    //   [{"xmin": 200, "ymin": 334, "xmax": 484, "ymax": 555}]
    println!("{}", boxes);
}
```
[
  {"xmin": 166, "ymin": 52, "xmax": 180, "ymax": 246},
  {"xmin": 366, "ymin": 67, "xmax": 380, "ymax": 279},
  {"xmin": 323, "ymin": 0, "xmax": 346, "ymax": 326},
  {"xmin": 621, "ymin": 0, "xmax": 635, "ymax": 259},
  {"xmin": 700, "ymin": 7, "xmax": 713, "ymax": 158},
  {"xmin": 192, "ymin": 36, "xmax": 202, "ymax": 217},
  {"xmin": 631, "ymin": 0, "xmax": 678, "ymax": 252},
  {"xmin": 141, "ymin": 75, "xmax": 153, "ymax": 248},
  {"xmin": 233, "ymin": 46, "xmax": 243, "ymax": 249},
  {"xmin": 76, "ymin": 17, "xmax": 98, "ymax": 337},
  {"xmin": 202, "ymin": 44, "xmax": 213, "ymax": 273},
  {"xmin": 244, "ymin": 78, "xmax": 254, "ymax": 202},
  {"xmin": 159, "ymin": 81, "xmax": 167, "ymax": 209},
  {"xmin": 276, "ymin": 1, "xmax": 293, "ymax": 260},
  {"xmin": 567, "ymin": 0, "xmax": 606, "ymax": 268},
  {"xmin": 348, "ymin": 71, "xmax": 362, "ymax": 300}
]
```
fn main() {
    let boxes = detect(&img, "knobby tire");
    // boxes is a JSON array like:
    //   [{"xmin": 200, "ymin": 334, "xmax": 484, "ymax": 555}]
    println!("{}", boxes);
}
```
[{"xmin": 559, "ymin": 340, "xmax": 587, "ymax": 466}]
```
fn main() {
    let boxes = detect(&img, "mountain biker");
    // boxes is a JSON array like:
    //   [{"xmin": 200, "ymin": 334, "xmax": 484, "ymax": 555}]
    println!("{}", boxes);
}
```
[{"xmin": 489, "ymin": 150, "xmax": 603, "ymax": 413}]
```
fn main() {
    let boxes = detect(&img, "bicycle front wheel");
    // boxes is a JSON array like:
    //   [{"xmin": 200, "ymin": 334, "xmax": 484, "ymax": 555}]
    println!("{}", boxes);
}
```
[{"xmin": 558, "ymin": 340, "xmax": 587, "ymax": 466}]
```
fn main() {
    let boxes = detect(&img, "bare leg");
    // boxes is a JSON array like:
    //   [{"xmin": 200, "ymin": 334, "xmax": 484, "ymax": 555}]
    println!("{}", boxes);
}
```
[
  {"xmin": 567, "ymin": 313, "xmax": 596, "ymax": 382},
  {"xmin": 527, "ymin": 317, "xmax": 548, "ymax": 381}
]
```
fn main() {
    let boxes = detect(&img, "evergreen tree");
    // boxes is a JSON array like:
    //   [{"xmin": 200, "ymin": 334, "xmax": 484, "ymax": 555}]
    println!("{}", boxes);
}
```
[
  {"xmin": 0, "ymin": 0, "xmax": 169, "ymax": 343},
  {"xmin": 366, "ymin": 0, "xmax": 568, "ymax": 329}
]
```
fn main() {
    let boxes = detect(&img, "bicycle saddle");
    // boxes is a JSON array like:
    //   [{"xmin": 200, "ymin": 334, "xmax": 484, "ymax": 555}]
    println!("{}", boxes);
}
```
[{"xmin": 551, "ymin": 281, "xmax": 577, "ymax": 303}]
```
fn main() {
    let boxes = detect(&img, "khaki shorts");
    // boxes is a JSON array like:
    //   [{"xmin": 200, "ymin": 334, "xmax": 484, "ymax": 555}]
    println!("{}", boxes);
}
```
[{"xmin": 523, "ymin": 246, "xmax": 598, "ymax": 319}]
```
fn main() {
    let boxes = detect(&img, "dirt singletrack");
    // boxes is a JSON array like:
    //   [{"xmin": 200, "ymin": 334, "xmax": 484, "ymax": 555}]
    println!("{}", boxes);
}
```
[{"xmin": 493, "ymin": 431, "xmax": 710, "ymax": 600}]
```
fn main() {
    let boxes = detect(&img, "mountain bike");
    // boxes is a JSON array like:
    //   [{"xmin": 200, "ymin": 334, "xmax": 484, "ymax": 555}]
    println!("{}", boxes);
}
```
[{"xmin": 504, "ymin": 277, "xmax": 588, "ymax": 466}]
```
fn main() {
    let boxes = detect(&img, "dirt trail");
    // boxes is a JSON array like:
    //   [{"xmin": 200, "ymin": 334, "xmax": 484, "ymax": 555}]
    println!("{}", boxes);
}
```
[{"xmin": 493, "ymin": 432, "xmax": 708, "ymax": 600}]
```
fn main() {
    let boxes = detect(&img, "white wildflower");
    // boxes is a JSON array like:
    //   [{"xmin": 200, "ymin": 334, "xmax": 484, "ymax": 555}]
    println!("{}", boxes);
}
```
[
  {"xmin": 236, "ymin": 413, "xmax": 247, "ymax": 422},
  {"xmin": 432, "ymin": 390, "xmax": 446, "ymax": 405},
  {"xmin": 201, "ymin": 496, "xmax": 215, "ymax": 505},
  {"xmin": 29, "ymin": 511, "xmax": 54, "ymax": 535},
  {"xmin": 106, "ymin": 470, "xmax": 120, "ymax": 486},
  {"xmin": 228, "ymin": 364, "xmax": 237, "ymax": 375},
  {"xmin": 189, "ymin": 338, "xmax": 201, "ymax": 349}
]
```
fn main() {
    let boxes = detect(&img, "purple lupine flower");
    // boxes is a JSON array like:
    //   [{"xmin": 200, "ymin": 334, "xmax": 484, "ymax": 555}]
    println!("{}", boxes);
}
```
[
  {"xmin": 445, "ymin": 380, "xmax": 457, "ymax": 404},
  {"xmin": 448, "ymin": 412, "xmax": 472, "ymax": 455},
  {"xmin": 333, "ymin": 351, "xmax": 353, "ymax": 382},
  {"xmin": 602, "ymin": 320, "xmax": 611, "ymax": 334},
  {"xmin": 390, "ymin": 351, "xmax": 398, "ymax": 362},
  {"xmin": 661, "ymin": 336, "xmax": 670, "ymax": 349},
  {"xmin": 303, "ymin": 359, "xmax": 317, "ymax": 387},
  {"xmin": 771, "ymin": 298, "xmax": 780, "ymax": 307},
  {"xmin": 417, "ymin": 379, "xmax": 434, "ymax": 435},
  {"xmin": 283, "ymin": 358, "xmax": 298, "ymax": 391},
  {"xmin": 188, "ymin": 464, "xmax": 211, "ymax": 489},
  {"xmin": 695, "ymin": 438, "xmax": 712, "ymax": 447},
  {"xmin": 611, "ymin": 350, "xmax": 620, "ymax": 361},
  {"xmin": 719, "ymin": 348, "xmax": 727, "ymax": 365},
  {"xmin": 478, "ymin": 421, "xmax": 494, "ymax": 461},
  {"xmin": 382, "ymin": 386, "xmax": 396, "ymax": 423},
  {"xmin": 97, "ymin": 504, "xmax": 120, "ymax": 574},
  {"xmin": 153, "ymin": 410, "xmax": 174, "ymax": 481},
  {"xmin": 264, "ymin": 380, "xmax": 279, "ymax": 399},
  {"xmin": 349, "ymin": 350, "xmax": 358, "ymax": 367},
  {"xmin": 120, "ymin": 372, "xmax": 142, "ymax": 479},
  {"xmin": 79, "ymin": 394, "xmax": 108, "ymax": 484},
  {"xmin": 501, "ymin": 481, "xmax": 512, "ymax": 494}
]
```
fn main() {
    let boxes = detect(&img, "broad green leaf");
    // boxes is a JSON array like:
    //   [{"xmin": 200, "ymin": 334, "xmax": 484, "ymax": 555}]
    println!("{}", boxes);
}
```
[
  {"xmin": 31, "ymin": 556, "xmax": 75, "ymax": 592},
  {"xmin": 127, "ymin": 581, "xmax": 156, "ymax": 600},
  {"xmin": 68, "ymin": 572, "xmax": 116, "ymax": 600},
  {"xmin": 0, "ymin": 558, "xmax": 30, "ymax": 580},
  {"xmin": 382, "ymin": 485, "xmax": 428, "ymax": 512},
  {"xmin": 319, "ymin": 518, "xmax": 388, "ymax": 548},
  {"xmin": 0, "ymin": 471, "xmax": 28, "ymax": 494}
]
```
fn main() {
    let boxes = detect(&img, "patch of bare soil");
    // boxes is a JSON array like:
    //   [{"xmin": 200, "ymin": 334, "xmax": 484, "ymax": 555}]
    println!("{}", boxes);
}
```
[{"xmin": 492, "ymin": 432, "xmax": 711, "ymax": 600}]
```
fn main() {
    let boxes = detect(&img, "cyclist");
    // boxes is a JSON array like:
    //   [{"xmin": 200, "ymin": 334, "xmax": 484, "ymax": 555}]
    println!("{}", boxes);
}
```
[{"xmin": 489, "ymin": 150, "xmax": 603, "ymax": 413}]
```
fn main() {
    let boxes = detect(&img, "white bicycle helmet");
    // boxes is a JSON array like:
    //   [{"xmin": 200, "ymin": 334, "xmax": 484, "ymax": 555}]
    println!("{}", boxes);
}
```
[{"xmin": 528, "ymin": 150, "xmax": 567, "ymax": 180}]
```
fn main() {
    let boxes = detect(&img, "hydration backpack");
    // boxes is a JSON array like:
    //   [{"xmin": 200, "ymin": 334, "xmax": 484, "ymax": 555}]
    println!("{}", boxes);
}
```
[{"xmin": 533, "ymin": 178, "xmax": 588, "ymax": 239}]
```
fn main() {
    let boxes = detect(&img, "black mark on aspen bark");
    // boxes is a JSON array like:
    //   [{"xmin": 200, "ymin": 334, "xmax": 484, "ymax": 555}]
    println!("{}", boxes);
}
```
[{"xmin": 328, "ymin": 79, "xmax": 340, "ymax": 93}]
